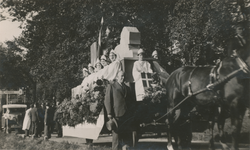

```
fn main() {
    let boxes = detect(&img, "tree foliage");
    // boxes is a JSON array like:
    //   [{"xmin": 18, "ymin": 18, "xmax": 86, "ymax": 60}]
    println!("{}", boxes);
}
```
[{"xmin": 1, "ymin": 0, "xmax": 249, "ymax": 102}]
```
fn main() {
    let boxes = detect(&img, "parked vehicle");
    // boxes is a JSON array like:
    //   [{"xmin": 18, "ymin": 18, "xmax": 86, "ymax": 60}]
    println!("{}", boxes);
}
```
[{"xmin": 1, "ymin": 104, "xmax": 27, "ymax": 133}]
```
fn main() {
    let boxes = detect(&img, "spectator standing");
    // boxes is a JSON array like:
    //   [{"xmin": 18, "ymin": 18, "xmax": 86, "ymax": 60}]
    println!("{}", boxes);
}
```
[
  {"xmin": 30, "ymin": 103, "xmax": 40, "ymax": 138},
  {"xmin": 37, "ymin": 103, "xmax": 45, "ymax": 137},
  {"xmin": 53, "ymin": 101, "xmax": 62, "ymax": 138},
  {"xmin": 22, "ymin": 104, "xmax": 33, "ymax": 137},
  {"xmin": 44, "ymin": 103, "xmax": 53, "ymax": 139},
  {"xmin": 50, "ymin": 102, "xmax": 56, "ymax": 134}
]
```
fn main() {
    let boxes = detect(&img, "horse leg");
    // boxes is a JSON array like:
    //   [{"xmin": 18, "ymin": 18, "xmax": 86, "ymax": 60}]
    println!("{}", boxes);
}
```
[
  {"xmin": 179, "ymin": 121, "xmax": 192, "ymax": 150},
  {"xmin": 209, "ymin": 104, "xmax": 220, "ymax": 150},
  {"xmin": 216, "ymin": 107, "xmax": 229, "ymax": 150},
  {"xmin": 230, "ymin": 100, "xmax": 245, "ymax": 150},
  {"xmin": 209, "ymin": 120, "xmax": 215, "ymax": 150},
  {"xmin": 174, "ymin": 135, "xmax": 181, "ymax": 150},
  {"xmin": 167, "ymin": 123, "xmax": 174, "ymax": 150}
]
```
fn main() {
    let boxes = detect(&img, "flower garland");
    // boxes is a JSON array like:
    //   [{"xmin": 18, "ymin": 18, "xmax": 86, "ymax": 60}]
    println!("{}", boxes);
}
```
[{"xmin": 56, "ymin": 79, "xmax": 109, "ymax": 127}]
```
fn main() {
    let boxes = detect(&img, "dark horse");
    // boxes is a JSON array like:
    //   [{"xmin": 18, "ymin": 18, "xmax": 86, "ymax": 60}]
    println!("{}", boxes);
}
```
[{"xmin": 162, "ymin": 46, "xmax": 250, "ymax": 150}]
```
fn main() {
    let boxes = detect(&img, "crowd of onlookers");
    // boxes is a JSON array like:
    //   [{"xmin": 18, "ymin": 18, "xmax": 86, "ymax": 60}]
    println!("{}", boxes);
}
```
[{"xmin": 22, "ymin": 101, "xmax": 62, "ymax": 140}]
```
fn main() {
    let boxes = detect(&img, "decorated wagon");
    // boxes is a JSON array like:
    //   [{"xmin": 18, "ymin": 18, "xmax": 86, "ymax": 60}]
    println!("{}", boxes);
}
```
[
  {"xmin": 56, "ymin": 24, "xmax": 250, "ymax": 150},
  {"xmin": 56, "ymin": 27, "xmax": 170, "ymax": 144}
]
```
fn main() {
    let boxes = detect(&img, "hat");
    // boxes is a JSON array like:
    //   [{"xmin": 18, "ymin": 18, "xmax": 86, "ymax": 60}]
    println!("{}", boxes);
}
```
[
  {"xmin": 109, "ymin": 49, "xmax": 116, "ymax": 55},
  {"xmin": 88, "ymin": 63, "xmax": 93, "ymax": 68},
  {"xmin": 45, "ymin": 102, "xmax": 50, "ymax": 107},
  {"xmin": 95, "ymin": 59, "xmax": 102, "ymax": 67},
  {"xmin": 106, "ymin": 118, "xmax": 118, "ymax": 131},
  {"xmin": 100, "ymin": 55, "xmax": 107, "ymax": 61},
  {"xmin": 137, "ymin": 49, "xmax": 145, "ymax": 55},
  {"xmin": 82, "ymin": 68, "xmax": 88, "ymax": 72},
  {"xmin": 152, "ymin": 50, "xmax": 158, "ymax": 57}
]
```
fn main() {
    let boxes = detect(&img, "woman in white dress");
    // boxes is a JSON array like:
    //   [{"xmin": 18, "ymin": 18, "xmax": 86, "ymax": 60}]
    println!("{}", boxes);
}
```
[
  {"xmin": 105, "ymin": 50, "xmax": 122, "ymax": 81},
  {"xmin": 95, "ymin": 59, "xmax": 103, "ymax": 73},
  {"xmin": 22, "ymin": 104, "xmax": 33, "ymax": 137},
  {"xmin": 88, "ymin": 63, "xmax": 95, "ymax": 74},
  {"xmin": 132, "ymin": 49, "xmax": 153, "ymax": 101}
]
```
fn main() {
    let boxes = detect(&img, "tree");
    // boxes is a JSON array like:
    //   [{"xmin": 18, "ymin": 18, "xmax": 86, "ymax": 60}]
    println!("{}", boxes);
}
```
[{"xmin": 1, "ymin": 0, "xmax": 249, "ymax": 103}]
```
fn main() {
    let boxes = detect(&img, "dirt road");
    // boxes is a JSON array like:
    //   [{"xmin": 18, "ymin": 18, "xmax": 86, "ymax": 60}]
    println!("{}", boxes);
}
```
[{"xmin": 49, "ymin": 133, "xmax": 250, "ymax": 150}]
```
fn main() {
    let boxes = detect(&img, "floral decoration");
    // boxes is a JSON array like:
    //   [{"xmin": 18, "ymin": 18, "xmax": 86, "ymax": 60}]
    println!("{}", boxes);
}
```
[{"xmin": 56, "ymin": 79, "xmax": 109, "ymax": 127}]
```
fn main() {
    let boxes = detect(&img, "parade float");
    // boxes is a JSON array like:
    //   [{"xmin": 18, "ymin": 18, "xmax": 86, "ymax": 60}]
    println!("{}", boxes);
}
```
[{"xmin": 56, "ymin": 26, "xmax": 169, "ymax": 140}]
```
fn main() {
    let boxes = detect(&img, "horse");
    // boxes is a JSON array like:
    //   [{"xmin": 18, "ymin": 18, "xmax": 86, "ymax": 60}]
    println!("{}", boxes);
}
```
[{"xmin": 161, "ymin": 46, "xmax": 250, "ymax": 150}]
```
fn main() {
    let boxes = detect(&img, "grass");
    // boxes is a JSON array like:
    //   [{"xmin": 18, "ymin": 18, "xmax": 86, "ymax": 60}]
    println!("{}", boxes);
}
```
[
  {"xmin": 0, "ymin": 111, "xmax": 249, "ymax": 149},
  {"xmin": 192, "ymin": 110, "xmax": 250, "ymax": 143},
  {"xmin": 0, "ymin": 132, "xmax": 113, "ymax": 150}
]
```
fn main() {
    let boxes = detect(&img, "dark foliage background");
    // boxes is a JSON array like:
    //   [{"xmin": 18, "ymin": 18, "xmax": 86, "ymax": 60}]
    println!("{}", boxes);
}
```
[{"xmin": 0, "ymin": 0, "xmax": 250, "ymax": 104}]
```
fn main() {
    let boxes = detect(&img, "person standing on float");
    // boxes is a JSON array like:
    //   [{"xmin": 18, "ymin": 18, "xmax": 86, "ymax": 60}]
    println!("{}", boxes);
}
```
[
  {"xmin": 88, "ymin": 63, "xmax": 95, "ymax": 74},
  {"xmin": 132, "ymin": 49, "xmax": 153, "ymax": 101},
  {"xmin": 152, "ymin": 50, "xmax": 158, "ymax": 60},
  {"xmin": 94, "ymin": 59, "xmax": 103, "ymax": 73},
  {"xmin": 105, "ymin": 50, "xmax": 122, "ymax": 81}
]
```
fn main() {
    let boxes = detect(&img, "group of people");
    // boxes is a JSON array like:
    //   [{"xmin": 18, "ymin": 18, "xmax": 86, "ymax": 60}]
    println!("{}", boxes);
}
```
[
  {"xmin": 102, "ymin": 21, "xmax": 249, "ymax": 149},
  {"xmin": 22, "ymin": 101, "xmax": 62, "ymax": 140},
  {"xmin": 104, "ymin": 49, "xmax": 159, "ymax": 150},
  {"xmin": 73, "ymin": 48, "xmax": 123, "ymax": 98}
]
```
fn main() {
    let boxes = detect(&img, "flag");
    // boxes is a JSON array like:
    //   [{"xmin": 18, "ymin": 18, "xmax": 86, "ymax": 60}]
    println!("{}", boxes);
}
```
[
  {"xmin": 98, "ymin": 17, "xmax": 104, "ymax": 55},
  {"xmin": 141, "ymin": 73, "xmax": 153, "ymax": 89}
]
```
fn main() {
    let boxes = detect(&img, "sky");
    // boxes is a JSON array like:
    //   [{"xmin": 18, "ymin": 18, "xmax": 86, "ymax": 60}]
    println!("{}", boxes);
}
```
[
  {"xmin": 0, "ymin": 20, "xmax": 22, "ymax": 43},
  {"xmin": 0, "ymin": 6, "xmax": 23, "ymax": 44}
]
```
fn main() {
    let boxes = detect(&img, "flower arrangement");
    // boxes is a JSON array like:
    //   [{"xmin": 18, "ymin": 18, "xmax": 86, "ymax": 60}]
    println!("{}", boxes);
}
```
[
  {"xmin": 143, "ymin": 82, "xmax": 167, "ymax": 104},
  {"xmin": 56, "ymin": 79, "xmax": 109, "ymax": 127}
]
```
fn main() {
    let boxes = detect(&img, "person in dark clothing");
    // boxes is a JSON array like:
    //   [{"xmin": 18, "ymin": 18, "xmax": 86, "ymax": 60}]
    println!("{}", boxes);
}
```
[
  {"xmin": 30, "ymin": 103, "xmax": 40, "ymax": 138},
  {"xmin": 44, "ymin": 103, "xmax": 54, "ymax": 139},
  {"xmin": 227, "ymin": 22, "xmax": 248, "ymax": 56},
  {"xmin": 104, "ymin": 71, "xmax": 134, "ymax": 150},
  {"xmin": 53, "ymin": 102, "xmax": 62, "ymax": 138},
  {"xmin": 50, "ymin": 103, "xmax": 56, "ymax": 134},
  {"xmin": 37, "ymin": 103, "xmax": 45, "ymax": 137}
]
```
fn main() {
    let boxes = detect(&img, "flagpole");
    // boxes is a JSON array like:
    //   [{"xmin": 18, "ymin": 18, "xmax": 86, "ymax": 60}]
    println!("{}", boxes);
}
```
[{"xmin": 97, "ymin": 17, "xmax": 104, "ymax": 58}]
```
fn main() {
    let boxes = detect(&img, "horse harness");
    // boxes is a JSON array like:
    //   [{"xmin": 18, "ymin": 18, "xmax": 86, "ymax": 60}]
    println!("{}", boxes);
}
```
[
  {"xmin": 153, "ymin": 52, "xmax": 250, "ymax": 123},
  {"xmin": 187, "ymin": 64, "xmax": 221, "ymax": 99}
]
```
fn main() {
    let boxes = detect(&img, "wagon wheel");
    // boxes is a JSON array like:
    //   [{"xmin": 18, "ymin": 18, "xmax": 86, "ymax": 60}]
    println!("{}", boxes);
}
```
[{"xmin": 132, "ymin": 131, "xmax": 139, "ymax": 147}]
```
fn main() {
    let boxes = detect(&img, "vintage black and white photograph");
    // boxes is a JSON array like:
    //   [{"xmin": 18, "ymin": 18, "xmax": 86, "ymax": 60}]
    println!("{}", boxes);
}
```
[{"xmin": 0, "ymin": 0, "xmax": 250, "ymax": 150}]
